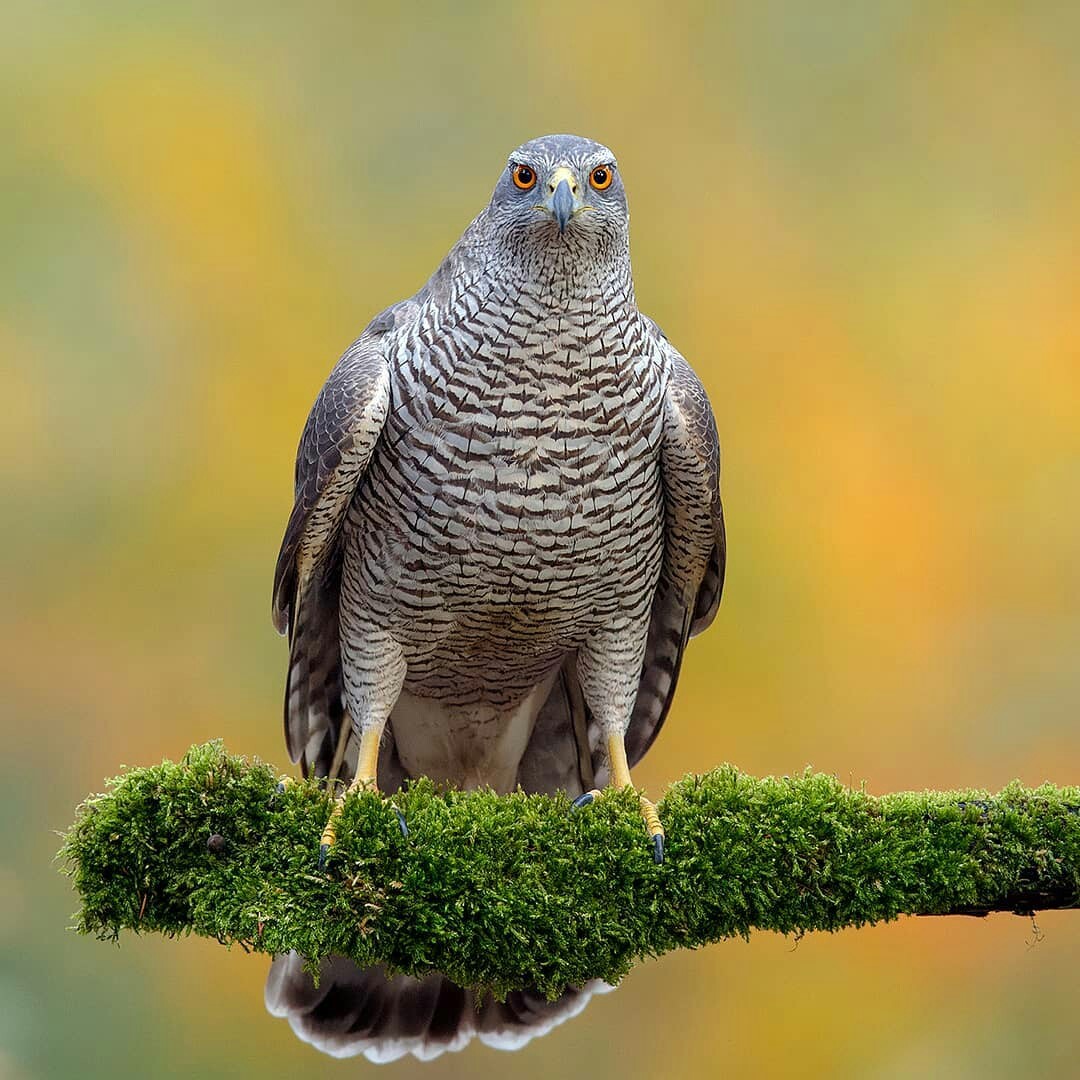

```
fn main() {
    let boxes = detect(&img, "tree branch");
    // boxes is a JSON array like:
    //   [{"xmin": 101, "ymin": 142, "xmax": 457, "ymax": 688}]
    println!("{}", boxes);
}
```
[{"xmin": 60, "ymin": 742, "xmax": 1080, "ymax": 998}]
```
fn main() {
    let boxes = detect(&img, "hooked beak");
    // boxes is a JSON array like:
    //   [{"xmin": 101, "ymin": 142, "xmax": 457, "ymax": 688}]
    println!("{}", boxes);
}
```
[{"xmin": 539, "ymin": 166, "xmax": 585, "ymax": 235}]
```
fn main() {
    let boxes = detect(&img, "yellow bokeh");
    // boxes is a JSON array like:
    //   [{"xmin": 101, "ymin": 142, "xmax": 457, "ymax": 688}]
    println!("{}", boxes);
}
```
[{"xmin": 3, "ymin": 4, "xmax": 1078, "ymax": 1078}]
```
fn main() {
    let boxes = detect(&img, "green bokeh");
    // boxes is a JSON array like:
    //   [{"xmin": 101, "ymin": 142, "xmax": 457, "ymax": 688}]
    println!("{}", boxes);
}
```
[{"xmin": 3, "ymin": 3, "xmax": 1079, "ymax": 1078}]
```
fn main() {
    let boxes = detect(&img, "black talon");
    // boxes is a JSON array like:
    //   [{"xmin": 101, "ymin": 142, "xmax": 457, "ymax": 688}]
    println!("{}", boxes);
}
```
[
  {"xmin": 571, "ymin": 791, "xmax": 598, "ymax": 810},
  {"xmin": 652, "ymin": 834, "xmax": 665, "ymax": 865},
  {"xmin": 394, "ymin": 807, "xmax": 408, "ymax": 838},
  {"xmin": 318, "ymin": 843, "xmax": 330, "ymax": 870}
]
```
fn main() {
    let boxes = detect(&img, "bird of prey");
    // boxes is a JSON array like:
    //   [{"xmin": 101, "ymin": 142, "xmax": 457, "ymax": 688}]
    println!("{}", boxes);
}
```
[{"xmin": 265, "ymin": 133, "xmax": 725, "ymax": 1062}]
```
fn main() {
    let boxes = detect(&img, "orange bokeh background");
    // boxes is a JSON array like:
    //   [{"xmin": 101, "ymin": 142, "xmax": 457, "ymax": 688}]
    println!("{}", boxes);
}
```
[{"xmin": 3, "ymin": 4, "xmax": 1079, "ymax": 1078}]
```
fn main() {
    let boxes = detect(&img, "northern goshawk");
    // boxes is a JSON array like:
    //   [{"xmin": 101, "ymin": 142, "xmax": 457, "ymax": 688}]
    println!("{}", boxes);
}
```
[{"xmin": 265, "ymin": 133, "xmax": 725, "ymax": 1062}]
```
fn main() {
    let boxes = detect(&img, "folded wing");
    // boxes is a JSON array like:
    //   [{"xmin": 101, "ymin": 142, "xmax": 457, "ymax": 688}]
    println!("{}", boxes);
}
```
[
  {"xmin": 272, "ymin": 334, "xmax": 391, "ymax": 775},
  {"xmin": 621, "ymin": 343, "xmax": 726, "ymax": 772}
]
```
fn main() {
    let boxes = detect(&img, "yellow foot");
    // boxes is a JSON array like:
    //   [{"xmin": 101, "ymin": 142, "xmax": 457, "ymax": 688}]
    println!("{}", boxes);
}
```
[
  {"xmin": 571, "ymin": 787, "xmax": 666, "ymax": 865},
  {"xmin": 267, "ymin": 774, "xmax": 298, "ymax": 807},
  {"xmin": 318, "ymin": 777, "xmax": 408, "ymax": 869},
  {"xmin": 318, "ymin": 793, "xmax": 348, "ymax": 869},
  {"xmin": 638, "ymin": 793, "xmax": 665, "ymax": 865},
  {"xmin": 571, "ymin": 730, "xmax": 667, "ymax": 864}
]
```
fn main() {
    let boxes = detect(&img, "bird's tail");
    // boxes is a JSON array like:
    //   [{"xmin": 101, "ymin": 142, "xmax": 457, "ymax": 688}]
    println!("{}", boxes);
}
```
[{"xmin": 265, "ymin": 954, "xmax": 612, "ymax": 1063}]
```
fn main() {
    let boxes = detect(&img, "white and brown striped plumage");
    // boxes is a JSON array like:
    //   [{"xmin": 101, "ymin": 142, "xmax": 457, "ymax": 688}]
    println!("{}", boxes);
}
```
[{"xmin": 266, "ymin": 134, "xmax": 725, "ymax": 1062}]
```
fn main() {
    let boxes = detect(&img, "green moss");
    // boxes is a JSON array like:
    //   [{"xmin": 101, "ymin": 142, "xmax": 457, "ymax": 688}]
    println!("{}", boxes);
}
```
[{"xmin": 59, "ymin": 742, "xmax": 1080, "ymax": 999}]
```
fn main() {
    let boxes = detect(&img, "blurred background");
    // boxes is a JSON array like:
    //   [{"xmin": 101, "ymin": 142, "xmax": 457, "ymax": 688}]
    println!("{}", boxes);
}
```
[{"xmin": 3, "ymin": 2, "xmax": 1079, "ymax": 1077}]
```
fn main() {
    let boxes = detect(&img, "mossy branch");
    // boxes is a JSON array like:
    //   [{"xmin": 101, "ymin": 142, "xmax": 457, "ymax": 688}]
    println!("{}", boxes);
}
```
[{"xmin": 60, "ymin": 742, "xmax": 1080, "ymax": 999}]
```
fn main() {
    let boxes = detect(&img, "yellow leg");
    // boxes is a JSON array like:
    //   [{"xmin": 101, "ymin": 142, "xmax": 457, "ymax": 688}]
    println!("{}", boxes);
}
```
[
  {"xmin": 573, "ymin": 731, "xmax": 666, "ymax": 864},
  {"xmin": 318, "ymin": 724, "xmax": 389, "ymax": 866},
  {"xmin": 605, "ymin": 731, "xmax": 633, "ymax": 787}
]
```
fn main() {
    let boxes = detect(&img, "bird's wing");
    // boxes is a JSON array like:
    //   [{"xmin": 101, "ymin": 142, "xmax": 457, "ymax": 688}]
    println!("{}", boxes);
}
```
[
  {"xmin": 621, "ymin": 340, "xmax": 726, "ymax": 771},
  {"xmin": 273, "ymin": 331, "xmax": 392, "ymax": 773}
]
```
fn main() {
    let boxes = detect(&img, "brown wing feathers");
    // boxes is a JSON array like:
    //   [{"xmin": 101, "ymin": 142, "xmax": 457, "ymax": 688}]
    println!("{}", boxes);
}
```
[
  {"xmin": 618, "ymin": 349, "xmax": 726, "ymax": 773},
  {"xmin": 273, "ymin": 337, "xmax": 391, "ymax": 774}
]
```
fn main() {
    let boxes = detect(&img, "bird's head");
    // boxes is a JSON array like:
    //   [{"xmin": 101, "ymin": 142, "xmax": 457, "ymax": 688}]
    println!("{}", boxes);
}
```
[{"xmin": 486, "ymin": 134, "xmax": 628, "ymax": 255}]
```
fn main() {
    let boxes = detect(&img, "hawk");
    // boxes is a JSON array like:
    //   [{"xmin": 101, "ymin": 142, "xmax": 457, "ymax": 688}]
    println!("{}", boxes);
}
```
[{"xmin": 265, "ymin": 134, "xmax": 725, "ymax": 1061}]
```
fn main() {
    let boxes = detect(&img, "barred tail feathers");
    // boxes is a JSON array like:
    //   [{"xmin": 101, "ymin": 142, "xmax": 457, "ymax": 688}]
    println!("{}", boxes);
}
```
[{"xmin": 266, "ymin": 955, "xmax": 612, "ymax": 1063}]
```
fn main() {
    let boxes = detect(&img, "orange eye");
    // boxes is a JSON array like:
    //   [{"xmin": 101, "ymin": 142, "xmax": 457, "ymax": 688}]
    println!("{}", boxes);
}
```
[
  {"xmin": 511, "ymin": 164, "xmax": 537, "ymax": 190},
  {"xmin": 589, "ymin": 165, "xmax": 614, "ymax": 191}
]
